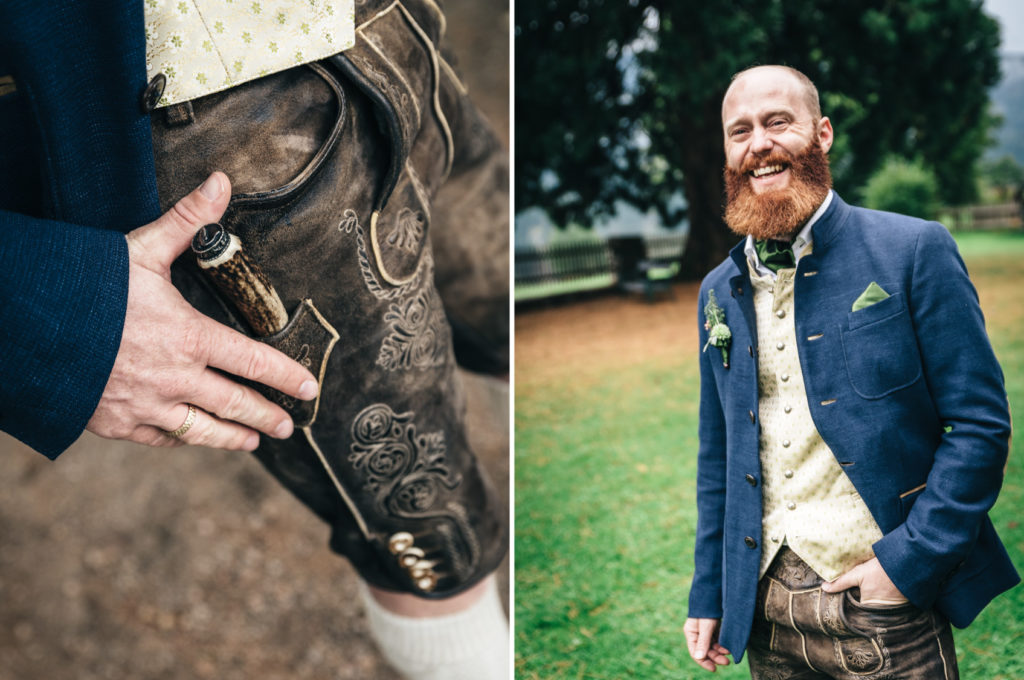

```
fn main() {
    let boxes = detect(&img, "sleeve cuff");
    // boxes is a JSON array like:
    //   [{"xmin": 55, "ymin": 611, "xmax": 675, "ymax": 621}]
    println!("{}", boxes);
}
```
[{"xmin": 0, "ymin": 212, "xmax": 129, "ymax": 458}]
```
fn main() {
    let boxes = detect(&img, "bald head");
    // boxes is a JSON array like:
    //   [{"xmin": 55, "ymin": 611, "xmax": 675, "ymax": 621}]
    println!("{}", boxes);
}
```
[{"xmin": 722, "ymin": 65, "xmax": 821, "ymax": 124}]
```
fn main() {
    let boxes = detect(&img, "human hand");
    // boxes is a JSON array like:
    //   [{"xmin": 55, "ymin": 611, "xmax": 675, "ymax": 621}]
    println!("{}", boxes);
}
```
[
  {"xmin": 821, "ymin": 557, "xmax": 908, "ymax": 605},
  {"xmin": 86, "ymin": 172, "xmax": 318, "ymax": 451},
  {"xmin": 684, "ymin": 617, "xmax": 731, "ymax": 672}
]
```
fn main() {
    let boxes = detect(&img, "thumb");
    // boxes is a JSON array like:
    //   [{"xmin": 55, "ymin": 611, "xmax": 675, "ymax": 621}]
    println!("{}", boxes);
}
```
[
  {"xmin": 128, "ymin": 171, "xmax": 231, "ymax": 270},
  {"xmin": 822, "ymin": 565, "xmax": 860, "ymax": 593}
]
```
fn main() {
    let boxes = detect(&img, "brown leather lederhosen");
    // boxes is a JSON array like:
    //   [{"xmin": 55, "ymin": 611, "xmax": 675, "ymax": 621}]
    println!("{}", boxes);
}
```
[{"xmin": 149, "ymin": 0, "xmax": 508, "ymax": 598}]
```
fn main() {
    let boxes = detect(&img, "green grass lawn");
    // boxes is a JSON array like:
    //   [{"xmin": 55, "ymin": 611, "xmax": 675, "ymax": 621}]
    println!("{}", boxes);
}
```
[{"xmin": 515, "ymin": 232, "xmax": 1024, "ymax": 679}]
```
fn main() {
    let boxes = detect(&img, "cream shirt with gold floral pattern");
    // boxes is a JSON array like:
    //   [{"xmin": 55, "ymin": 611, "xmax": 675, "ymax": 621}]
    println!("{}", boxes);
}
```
[{"xmin": 145, "ymin": 0, "xmax": 355, "ymax": 107}]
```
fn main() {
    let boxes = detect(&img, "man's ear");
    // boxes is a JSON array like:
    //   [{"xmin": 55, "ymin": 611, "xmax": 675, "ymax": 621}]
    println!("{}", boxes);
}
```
[{"xmin": 818, "ymin": 117, "xmax": 834, "ymax": 153}]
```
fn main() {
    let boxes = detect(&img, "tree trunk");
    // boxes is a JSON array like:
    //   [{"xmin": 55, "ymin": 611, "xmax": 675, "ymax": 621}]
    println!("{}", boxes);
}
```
[{"xmin": 677, "ymin": 110, "xmax": 736, "ymax": 280}]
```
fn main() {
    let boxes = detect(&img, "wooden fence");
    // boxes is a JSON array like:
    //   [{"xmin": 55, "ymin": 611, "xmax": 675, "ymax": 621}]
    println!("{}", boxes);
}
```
[
  {"xmin": 514, "ymin": 240, "xmax": 615, "ymax": 287},
  {"xmin": 514, "ymin": 235, "xmax": 687, "ymax": 301},
  {"xmin": 942, "ymin": 202, "xmax": 1022, "ymax": 230}
]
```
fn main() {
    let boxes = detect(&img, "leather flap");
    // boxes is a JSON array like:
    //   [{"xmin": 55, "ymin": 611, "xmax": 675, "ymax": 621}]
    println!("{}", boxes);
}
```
[{"xmin": 255, "ymin": 299, "xmax": 339, "ymax": 427}]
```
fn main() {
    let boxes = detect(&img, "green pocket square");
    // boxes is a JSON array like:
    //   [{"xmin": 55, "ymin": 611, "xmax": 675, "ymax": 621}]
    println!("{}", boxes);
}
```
[{"xmin": 852, "ymin": 281, "xmax": 890, "ymax": 312}]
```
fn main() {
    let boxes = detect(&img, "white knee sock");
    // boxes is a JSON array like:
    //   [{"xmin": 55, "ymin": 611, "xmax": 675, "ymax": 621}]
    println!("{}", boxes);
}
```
[{"xmin": 359, "ymin": 579, "xmax": 509, "ymax": 680}]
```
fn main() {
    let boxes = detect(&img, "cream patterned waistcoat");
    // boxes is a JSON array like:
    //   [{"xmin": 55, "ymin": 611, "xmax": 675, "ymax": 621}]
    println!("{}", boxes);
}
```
[
  {"xmin": 750, "ymin": 257, "xmax": 883, "ymax": 580},
  {"xmin": 145, "ymin": 0, "xmax": 356, "ymax": 107}
]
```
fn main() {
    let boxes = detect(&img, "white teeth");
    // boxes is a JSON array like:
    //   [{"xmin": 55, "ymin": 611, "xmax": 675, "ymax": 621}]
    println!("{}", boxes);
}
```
[{"xmin": 752, "ymin": 164, "xmax": 784, "ymax": 178}]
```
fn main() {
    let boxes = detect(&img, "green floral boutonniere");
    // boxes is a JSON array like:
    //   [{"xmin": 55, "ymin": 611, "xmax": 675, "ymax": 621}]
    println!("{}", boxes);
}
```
[{"xmin": 703, "ymin": 289, "xmax": 731, "ymax": 368}]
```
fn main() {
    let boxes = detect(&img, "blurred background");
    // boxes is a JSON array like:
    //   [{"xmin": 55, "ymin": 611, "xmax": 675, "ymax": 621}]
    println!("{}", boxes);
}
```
[
  {"xmin": 0, "ymin": 2, "xmax": 508, "ymax": 679},
  {"xmin": 515, "ymin": 1, "xmax": 1024, "ymax": 678}
]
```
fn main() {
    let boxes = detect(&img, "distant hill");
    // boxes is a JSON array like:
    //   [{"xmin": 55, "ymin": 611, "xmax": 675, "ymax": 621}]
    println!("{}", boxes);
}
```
[{"xmin": 989, "ymin": 52, "xmax": 1024, "ymax": 165}]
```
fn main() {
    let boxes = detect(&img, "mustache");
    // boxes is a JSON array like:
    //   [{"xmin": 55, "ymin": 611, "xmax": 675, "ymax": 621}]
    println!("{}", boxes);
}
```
[{"xmin": 736, "ymin": 151, "xmax": 794, "ymax": 176}]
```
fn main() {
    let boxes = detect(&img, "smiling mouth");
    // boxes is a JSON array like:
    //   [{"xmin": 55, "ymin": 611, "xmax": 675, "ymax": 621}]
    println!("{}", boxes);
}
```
[{"xmin": 751, "ymin": 164, "xmax": 786, "ymax": 178}]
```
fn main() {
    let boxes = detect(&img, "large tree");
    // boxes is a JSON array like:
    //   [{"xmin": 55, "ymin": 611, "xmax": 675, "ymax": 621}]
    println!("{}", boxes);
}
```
[{"xmin": 515, "ymin": 0, "xmax": 1001, "ymax": 277}]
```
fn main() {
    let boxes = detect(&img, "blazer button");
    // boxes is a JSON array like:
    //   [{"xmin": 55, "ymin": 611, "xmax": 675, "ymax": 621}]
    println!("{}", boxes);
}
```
[
  {"xmin": 744, "ymin": 536, "xmax": 757, "ymax": 549},
  {"xmin": 140, "ymin": 73, "xmax": 166, "ymax": 114},
  {"xmin": 745, "ymin": 474, "xmax": 757, "ymax": 487}
]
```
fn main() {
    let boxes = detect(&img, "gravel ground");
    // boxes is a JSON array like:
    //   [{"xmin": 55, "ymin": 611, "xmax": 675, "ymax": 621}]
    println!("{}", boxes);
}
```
[
  {"xmin": 0, "ymin": 369, "xmax": 508, "ymax": 680},
  {"xmin": 0, "ymin": 1, "xmax": 509, "ymax": 678}
]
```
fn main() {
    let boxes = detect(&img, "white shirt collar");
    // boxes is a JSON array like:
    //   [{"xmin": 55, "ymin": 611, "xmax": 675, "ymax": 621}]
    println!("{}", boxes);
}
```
[{"xmin": 744, "ymin": 190, "xmax": 834, "ymax": 279}]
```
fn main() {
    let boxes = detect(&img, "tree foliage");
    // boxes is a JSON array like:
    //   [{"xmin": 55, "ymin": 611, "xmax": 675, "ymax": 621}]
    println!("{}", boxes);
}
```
[
  {"xmin": 979, "ymin": 154, "xmax": 1024, "ymax": 200},
  {"xmin": 862, "ymin": 157, "xmax": 940, "ymax": 219},
  {"xmin": 515, "ymin": 0, "xmax": 1002, "ymax": 277},
  {"xmin": 514, "ymin": 0, "xmax": 652, "ymax": 226}
]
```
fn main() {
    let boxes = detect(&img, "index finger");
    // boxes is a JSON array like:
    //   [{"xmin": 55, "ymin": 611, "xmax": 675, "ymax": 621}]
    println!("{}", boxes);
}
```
[
  {"xmin": 694, "ymin": 620, "xmax": 715, "ymax": 659},
  {"xmin": 202, "ymin": 320, "xmax": 318, "ymax": 400}
]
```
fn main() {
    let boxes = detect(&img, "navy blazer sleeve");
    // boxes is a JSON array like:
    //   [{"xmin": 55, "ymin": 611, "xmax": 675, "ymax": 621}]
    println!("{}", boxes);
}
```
[
  {"xmin": 0, "ymin": 1, "xmax": 157, "ymax": 458},
  {"xmin": 0, "ymin": 212, "xmax": 128, "ymax": 458},
  {"xmin": 872, "ymin": 222, "xmax": 1012, "ymax": 608}
]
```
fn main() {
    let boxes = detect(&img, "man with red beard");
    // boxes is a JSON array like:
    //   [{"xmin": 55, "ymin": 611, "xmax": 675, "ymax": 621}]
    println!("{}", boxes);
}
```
[{"xmin": 683, "ymin": 65, "xmax": 1018, "ymax": 678}]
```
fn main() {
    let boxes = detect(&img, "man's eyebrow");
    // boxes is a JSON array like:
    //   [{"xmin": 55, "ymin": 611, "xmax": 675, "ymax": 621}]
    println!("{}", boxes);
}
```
[
  {"xmin": 724, "ymin": 114, "xmax": 751, "ymax": 131},
  {"xmin": 762, "ymin": 108, "xmax": 795, "ymax": 121}
]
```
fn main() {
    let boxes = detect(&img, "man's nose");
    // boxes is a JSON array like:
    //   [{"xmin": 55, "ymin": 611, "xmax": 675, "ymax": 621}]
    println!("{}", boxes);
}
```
[{"xmin": 750, "ymin": 126, "xmax": 773, "ymax": 154}]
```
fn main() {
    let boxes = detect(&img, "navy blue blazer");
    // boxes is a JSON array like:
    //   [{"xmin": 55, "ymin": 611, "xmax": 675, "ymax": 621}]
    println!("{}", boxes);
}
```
[
  {"xmin": 0, "ymin": 1, "xmax": 161, "ymax": 457},
  {"xmin": 689, "ymin": 193, "xmax": 1019, "ymax": 661}
]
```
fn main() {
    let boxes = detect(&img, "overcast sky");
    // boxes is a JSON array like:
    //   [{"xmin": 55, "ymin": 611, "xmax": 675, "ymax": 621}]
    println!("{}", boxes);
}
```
[{"xmin": 985, "ymin": 0, "xmax": 1024, "ymax": 53}]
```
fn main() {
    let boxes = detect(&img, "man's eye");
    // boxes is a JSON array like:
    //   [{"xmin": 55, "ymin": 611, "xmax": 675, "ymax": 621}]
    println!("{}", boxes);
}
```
[{"xmin": 769, "ymin": 120, "xmax": 786, "ymax": 128}]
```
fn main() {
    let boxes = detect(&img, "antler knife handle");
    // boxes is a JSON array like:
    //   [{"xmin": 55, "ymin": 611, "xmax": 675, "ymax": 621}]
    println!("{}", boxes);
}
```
[{"xmin": 192, "ymin": 223, "xmax": 289, "ymax": 337}]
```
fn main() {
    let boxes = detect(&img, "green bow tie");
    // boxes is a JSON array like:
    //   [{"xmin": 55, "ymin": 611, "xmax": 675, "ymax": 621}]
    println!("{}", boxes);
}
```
[{"xmin": 755, "ymin": 239, "xmax": 795, "ymax": 272}]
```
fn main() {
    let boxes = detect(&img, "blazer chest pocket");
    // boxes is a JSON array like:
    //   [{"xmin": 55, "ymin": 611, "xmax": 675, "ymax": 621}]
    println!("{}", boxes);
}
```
[{"xmin": 841, "ymin": 292, "xmax": 922, "ymax": 399}]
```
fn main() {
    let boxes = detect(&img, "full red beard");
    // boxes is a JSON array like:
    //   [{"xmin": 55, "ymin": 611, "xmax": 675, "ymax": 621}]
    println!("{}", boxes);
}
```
[{"xmin": 723, "ymin": 142, "xmax": 832, "ymax": 241}]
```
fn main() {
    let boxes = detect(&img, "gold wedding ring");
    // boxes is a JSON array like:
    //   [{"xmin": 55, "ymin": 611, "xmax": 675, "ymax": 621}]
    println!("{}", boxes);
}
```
[{"xmin": 163, "ymin": 403, "xmax": 198, "ymax": 439}]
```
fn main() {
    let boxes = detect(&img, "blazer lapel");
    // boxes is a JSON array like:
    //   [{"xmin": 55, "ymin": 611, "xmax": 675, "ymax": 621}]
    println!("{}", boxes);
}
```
[{"xmin": 728, "ymin": 243, "xmax": 758, "ymax": 352}]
